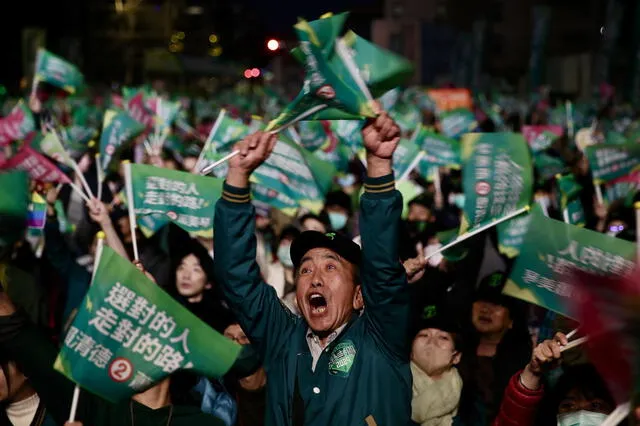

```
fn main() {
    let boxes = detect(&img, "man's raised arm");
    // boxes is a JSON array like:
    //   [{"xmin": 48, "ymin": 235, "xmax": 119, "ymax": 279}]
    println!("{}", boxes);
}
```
[
  {"xmin": 213, "ymin": 132, "xmax": 297, "ymax": 364},
  {"xmin": 359, "ymin": 112, "xmax": 411, "ymax": 360}
]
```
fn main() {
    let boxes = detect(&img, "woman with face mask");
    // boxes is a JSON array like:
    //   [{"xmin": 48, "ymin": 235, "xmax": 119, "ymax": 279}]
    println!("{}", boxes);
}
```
[
  {"xmin": 493, "ymin": 332, "xmax": 614, "ymax": 426},
  {"xmin": 263, "ymin": 227, "xmax": 301, "ymax": 314},
  {"xmin": 322, "ymin": 190, "xmax": 353, "ymax": 237}
]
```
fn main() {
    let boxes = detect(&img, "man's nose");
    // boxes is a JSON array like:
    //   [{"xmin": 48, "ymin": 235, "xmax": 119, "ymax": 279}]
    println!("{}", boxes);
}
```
[{"xmin": 310, "ymin": 272, "xmax": 323, "ymax": 288}]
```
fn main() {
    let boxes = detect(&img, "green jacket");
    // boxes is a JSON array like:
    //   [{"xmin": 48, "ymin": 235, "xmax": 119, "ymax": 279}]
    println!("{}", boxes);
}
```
[
  {"xmin": 213, "ymin": 173, "xmax": 412, "ymax": 426},
  {"xmin": 0, "ymin": 314, "xmax": 225, "ymax": 426}
]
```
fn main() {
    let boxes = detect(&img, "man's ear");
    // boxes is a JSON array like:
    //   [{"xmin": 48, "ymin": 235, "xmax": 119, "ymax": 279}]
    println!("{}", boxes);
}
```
[
  {"xmin": 452, "ymin": 351, "xmax": 462, "ymax": 366},
  {"xmin": 352, "ymin": 285, "xmax": 364, "ymax": 310}
]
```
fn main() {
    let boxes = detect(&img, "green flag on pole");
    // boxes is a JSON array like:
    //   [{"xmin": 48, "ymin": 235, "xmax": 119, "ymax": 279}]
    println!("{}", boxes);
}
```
[
  {"xmin": 585, "ymin": 143, "xmax": 640, "ymax": 184},
  {"xmin": 100, "ymin": 110, "xmax": 145, "ymax": 172},
  {"xmin": 265, "ymin": 13, "xmax": 377, "ymax": 132},
  {"xmin": 460, "ymin": 132, "xmax": 533, "ymax": 234},
  {"xmin": 126, "ymin": 164, "xmax": 223, "ymax": 238},
  {"xmin": 54, "ymin": 246, "xmax": 241, "ymax": 402},
  {"xmin": 503, "ymin": 206, "xmax": 636, "ymax": 317},
  {"xmin": 34, "ymin": 48, "xmax": 84, "ymax": 94},
  {"xmin": 556, "ymin": 174, "xmax": 586, "ymax": 226}
]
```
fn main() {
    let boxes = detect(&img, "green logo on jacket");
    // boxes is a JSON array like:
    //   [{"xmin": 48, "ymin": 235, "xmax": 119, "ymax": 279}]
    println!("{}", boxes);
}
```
[{"xmin": 328, "ymin": 340, "xmax": 356, "ymax": 377}]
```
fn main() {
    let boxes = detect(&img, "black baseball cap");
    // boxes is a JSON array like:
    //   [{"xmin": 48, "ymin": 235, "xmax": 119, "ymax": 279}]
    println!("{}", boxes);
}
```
[{"xmin": 290, "ymin": 231, "xmax": 361, "ymax": 269}]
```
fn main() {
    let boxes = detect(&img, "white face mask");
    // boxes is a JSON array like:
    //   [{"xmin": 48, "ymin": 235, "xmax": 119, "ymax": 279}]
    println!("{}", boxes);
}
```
[
  {"xmin": 424, "ymin": 243, "xmax": 443, "ymax": 267},
  {"xmin": 557, "ymin": 410, "xmax": 608, "ymax": 426}
]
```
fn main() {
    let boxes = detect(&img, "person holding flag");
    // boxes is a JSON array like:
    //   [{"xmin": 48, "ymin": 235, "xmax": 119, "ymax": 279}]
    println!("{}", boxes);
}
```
[{"xmin": 213, "ymin": 111, "xmax": 413, "ymax": 425}]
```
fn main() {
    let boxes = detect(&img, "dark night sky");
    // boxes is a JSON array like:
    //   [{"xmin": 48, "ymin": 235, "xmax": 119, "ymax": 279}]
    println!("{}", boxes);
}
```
[{"xmin": 0, "ymin": 0, "xmax": 379, "ymax": 89}]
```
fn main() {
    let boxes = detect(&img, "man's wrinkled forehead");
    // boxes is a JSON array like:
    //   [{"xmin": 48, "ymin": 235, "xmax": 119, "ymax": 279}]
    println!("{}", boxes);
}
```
[{"xmin": 299, "ymin": 247, "xmax": 347, "ymax": 266}]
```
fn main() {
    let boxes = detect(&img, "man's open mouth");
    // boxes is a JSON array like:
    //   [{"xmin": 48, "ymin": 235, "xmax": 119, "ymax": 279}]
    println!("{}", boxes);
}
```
[{"xmin": 309, "ymin": 293, "xmax": 328, "ymax": 314}]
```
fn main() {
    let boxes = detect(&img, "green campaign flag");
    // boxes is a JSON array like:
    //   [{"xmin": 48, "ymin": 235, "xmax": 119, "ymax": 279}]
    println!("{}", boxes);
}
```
[
  {"xmin": 503, "ymin": 206, "xmax": 636, "ymax": 317},
  {"xmin": 329, "ymin": 120, "xmax": 364, "ymax": 149},
  {"xmin": 0, "ymin": 171, "xmax": 29, "ymax": 250},
  {"xmin": 298, "ymin": 121, "xmax": 330, "ymax": 152},
  {"xmin": 533, "ymin": 152, "xmax": 567, "ymax": 183},
  {"xmin": 100, "ymin": 110, "xmax": 145, "ymax": 172},
  {"xmin": 414, "ymin": 125, "xmax": 461, "ymax": 167},
  {"xmin": 440, "ymin": 108, "xmax": 477, "ymax": 139},
  {"xmin": 252, "ymin": 135, "xmax": 336, "ymax": 213},
  {"xmin": 556, "ymin": 174, "xmax": 586, "ymax": 226},
  {"xmin": 54, "ymin": 246, "xmax": 241, "ymax": 402},
  {"xmin": 340, "ymin": 31, "xmax": 413, "ymax": 98},
  {"xmin": 194, "ymin": 99, "xmax": 217, "ymax": 122},
  {"xmin": 266, "ymin": 13, "xmax": 377, "ymax": 132},
  {"xmin": 34, "ymin": 49, "xmax": 84, "ymax": 94},
  {"xmin": 196, "ymin": 109, "xmax": 249, "ymax": 173},
  {"xmin": 389, "ymin": 99, "xmax": 422, "ymax": 134},
  {"xmin": 313, "ymin": 143, "xmax": 351, "ymax": 173},
  {"xmin": 604, "ymin": 131, "xmax": 628, "ymax": 145},
  {"xmin": 497, "ymin": 212, "xmax": 532, "ymax": 258},
  {"xmin": 391, "ymin": 138, "xmax": 423, "ymax": 179},
  {"xmin": 34, "ymin": 132, "xmax": 74, "ymax": 167},
  {"xmin": 604, "ymin": 171, "xmax": 640, "ymax": 205},
  {"xmin": 460, "ymin": 132, "xmax": 533, "ymax": 234},
  {"xmin": 585, "ymin": 143, "xmax": 640, "ymax": 183},
  {"xmin": 126, "ymin": 164, "xmax": 223, "ymax": 238},
  {"xmin": 252, "ymin": 184, "xmax": 300, "ymax": 217}
]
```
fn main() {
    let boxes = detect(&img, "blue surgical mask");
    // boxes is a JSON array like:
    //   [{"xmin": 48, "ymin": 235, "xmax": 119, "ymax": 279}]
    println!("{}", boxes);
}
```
[
  {"xmin": 328, "ymin": 212, "xmax": 348, "ymax": 231},
  {"xmin": 557, "ymin": 410, "xmax": 608, "ymax": 426},
  {"xmin": 277, "ymin": 243, "xmax": 293, "ymax": 268}
]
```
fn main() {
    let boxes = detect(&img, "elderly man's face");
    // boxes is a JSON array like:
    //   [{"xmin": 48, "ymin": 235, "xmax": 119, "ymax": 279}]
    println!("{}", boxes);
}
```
[{"xmin": 296, "ymin": 248, "xmax": 363, "ymax": 338}]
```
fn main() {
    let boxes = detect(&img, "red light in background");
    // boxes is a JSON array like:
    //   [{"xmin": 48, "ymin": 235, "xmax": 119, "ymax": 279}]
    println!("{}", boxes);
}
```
[
  {"xmin": 243, "ymin": 69, "xmax": 252, "ymax": 78},
  {"xmin": 267, "ymin": 39, "xmax": 280, "ymax": 51},
  {"xmin": 250, "ymin": 68, "xmax": 260, "ymax": 78}
]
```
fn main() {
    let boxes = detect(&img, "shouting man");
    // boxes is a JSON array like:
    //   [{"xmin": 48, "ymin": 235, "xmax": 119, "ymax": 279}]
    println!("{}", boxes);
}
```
[{"xmin": 213, "ymin": 112, "xmax": 411, "ymax": 425}]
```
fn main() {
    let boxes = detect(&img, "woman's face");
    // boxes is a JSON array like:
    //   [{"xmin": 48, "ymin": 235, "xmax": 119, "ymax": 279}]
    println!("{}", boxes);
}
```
[
  {"xmin": 411, "ymin": 328, "xmax": 460, "ymax": 377},
  {"xmin": 176, "ymin": 254, "xmax": 210, "ymax": 300},
  {"xmin": 472, "ymin": 300, "xmax": 513, "ymax": 336},
  {"xmin": 558, "ymin": 387, "xmax": 614, "ymax": 415}
]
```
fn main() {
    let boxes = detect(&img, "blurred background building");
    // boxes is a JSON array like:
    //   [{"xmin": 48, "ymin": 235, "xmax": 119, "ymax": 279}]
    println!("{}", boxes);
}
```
[{"xmin": 2, "ymin": 0, "xmax": 640, "ymax": 100}]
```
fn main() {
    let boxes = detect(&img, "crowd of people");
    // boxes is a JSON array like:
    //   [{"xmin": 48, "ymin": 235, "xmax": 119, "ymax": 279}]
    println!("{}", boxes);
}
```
[{"xmin": 0, "ymin": 50, "xmax": 638, "ymax": 426}]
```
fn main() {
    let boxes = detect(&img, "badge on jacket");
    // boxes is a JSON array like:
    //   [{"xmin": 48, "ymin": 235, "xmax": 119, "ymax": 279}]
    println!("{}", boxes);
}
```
[{"xmin": 328, "ymin": 340, "xmax": 356, "ymax": 377}]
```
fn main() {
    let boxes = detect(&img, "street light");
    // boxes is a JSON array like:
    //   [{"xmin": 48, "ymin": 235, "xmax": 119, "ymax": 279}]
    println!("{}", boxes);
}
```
[{"xmin": 267, "ymin": 39, "xmax": 280, "ymax": 51}]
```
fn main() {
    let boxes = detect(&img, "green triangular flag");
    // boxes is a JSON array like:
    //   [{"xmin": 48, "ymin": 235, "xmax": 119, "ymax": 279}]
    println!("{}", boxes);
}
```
[{"xmin": 54, "ymin": 245, "xmax": 241, "ymax": 402}]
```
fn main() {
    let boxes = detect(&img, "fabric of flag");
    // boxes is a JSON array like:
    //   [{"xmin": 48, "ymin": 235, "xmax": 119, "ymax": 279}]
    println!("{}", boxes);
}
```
[
  {"xmin": 503, "ymin": 206, "xmax": 636, "ymax": 317},
  {"xmin": 522, "ymin": 125, "xmax": 563, "ymax": 153},
  {"xmin": 0, "ymin": 171, "xmax": 29, "ymax": 249},
  {"xmin": 126, "ymin": 164, "xmax": 223, "ymax": 238},
  {"xmin": 460, "ymin": 132, "xmax": 533, "ymax": 234},
  {"xmin": 27, "ymin": 192, "xmax": 47, "ymax": 229},
  {"xmin": 585, "ymin": 143, "xmax": 640, "ymax": 183},
  {"xmin": 0, "ymin": 101, "xmax": 36, "ymax": 147},
  {"xmin": 0, "ymin": 145, "xmax": 71, "ymax": 184},
  {"xmin": 54, "ymin": 246, "xmax": 241, "ymax": 403},
  {"xmin": 100, "ymin": 110, "xmax": 145, "ymax": 172},
  {"xmin": 34, "ymin": 48, "xmax": 84, "ymax": 94}
]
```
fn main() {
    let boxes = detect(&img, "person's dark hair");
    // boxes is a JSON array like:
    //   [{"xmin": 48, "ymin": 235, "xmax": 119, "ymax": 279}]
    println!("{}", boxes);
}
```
[
  {"xmin": 168, "ymin": 371, "xmax": 201, "ymax": 406},
  {"xmin": 298, "ymin": 213, "xmax": 329, "ymax": 231},
  {"xmin": 536, "ymin": 364, "xmax": 615, "ymax": 424}
]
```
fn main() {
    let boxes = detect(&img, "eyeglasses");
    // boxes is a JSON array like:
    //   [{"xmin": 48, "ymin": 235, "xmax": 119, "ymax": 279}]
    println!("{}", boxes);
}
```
[{"xmin": 608, "ymin": 224, "xmax": 625, "ymax": 234}]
